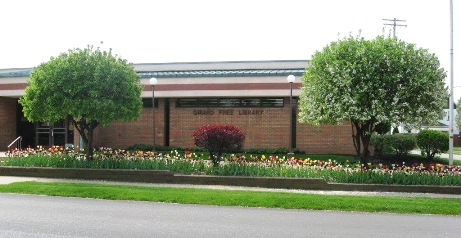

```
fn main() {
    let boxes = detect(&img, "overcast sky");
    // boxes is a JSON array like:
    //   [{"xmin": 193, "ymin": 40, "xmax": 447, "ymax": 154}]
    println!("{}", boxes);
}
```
[{"xmin": 1, "ymin": 0, "xmax": 459, "ymax": 99}]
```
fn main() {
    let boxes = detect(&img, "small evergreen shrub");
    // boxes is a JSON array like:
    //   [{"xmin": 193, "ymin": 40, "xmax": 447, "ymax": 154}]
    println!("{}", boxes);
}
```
[
  {"xmin": 371, "ymin": 134, "xmax": 416, "ymax": 158},
  {"xmin": 416, "ymin": 129, "xmax": 449, "ymax": 160},
  {"xmin": 371, "ymin": 134, "xmax": 392, "ymax": 158},
  {"xmin": 244, "ymin": 147, "xmax": 303, "ymax": 155},
  {"xmin": 389, "ymin": 134, "xmax": 416, "ymax": 157},
  {"xmin": 125, "ymin": 144, "xmax": 207, "ymax": 152},
  {"xmin": 193, "ymin": 124, "xmax": 245, "ymax": 166},
  {"xmin": 126, "ymin": 144, "xmax": 153, "ymax": 151}
]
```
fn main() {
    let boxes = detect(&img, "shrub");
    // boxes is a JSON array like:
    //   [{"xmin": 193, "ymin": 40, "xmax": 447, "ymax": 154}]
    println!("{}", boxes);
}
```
[
  {"xmin": 125, "ymin": 144, "xmax": 207, "ymax": 152},
  {"xmin": 244, "ymin": 147, "xmax": 303, "ymax": 155},
  {"xmin": 371, "ymin": 134, "xmax": 392, "ymax": 158},
  {"xmin": 193, "ymin": 124, "xmax": 245, "ymax": 166},
  {"xmin": 371, "ymin": 134, "xmax": 416, "ymax": 158},
  {"xmin": 389, "ymin": 134, "xmax": 416, "ymax": 157},
  {"xmin": 416, "ymin": 129, "xmax": 449, "ymax": 160},
  {"xmin": 126, "ymin": 144, "xmax": 153, "ymax": 151}
]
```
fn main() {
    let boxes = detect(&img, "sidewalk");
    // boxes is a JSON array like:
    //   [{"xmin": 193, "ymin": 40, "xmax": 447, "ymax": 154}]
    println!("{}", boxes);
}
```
[{"xmin": 410, "ymin": 150, "xmax": 461, "ymax": 161}]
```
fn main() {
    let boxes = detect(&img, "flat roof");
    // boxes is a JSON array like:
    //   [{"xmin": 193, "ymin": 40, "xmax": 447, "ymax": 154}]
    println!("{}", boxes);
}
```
[{"xmin": 0, "ymin": 60, "xmax": 308, "ymax": 78}]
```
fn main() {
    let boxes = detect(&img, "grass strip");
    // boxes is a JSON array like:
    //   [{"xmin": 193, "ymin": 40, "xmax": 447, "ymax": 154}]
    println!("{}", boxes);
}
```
[{"xmin": 1, "ymin": 181, "xmax": 460, "ymax": 215}]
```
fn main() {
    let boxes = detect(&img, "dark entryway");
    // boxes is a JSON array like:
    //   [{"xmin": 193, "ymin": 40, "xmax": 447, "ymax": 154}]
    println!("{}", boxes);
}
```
[
  {"xmin": 16, "ymin": 103, "xmax": 74, "ymax": 148},
  {"xmin": 36, "ymin": 120, "xmax": 73, "ymax": 147}
]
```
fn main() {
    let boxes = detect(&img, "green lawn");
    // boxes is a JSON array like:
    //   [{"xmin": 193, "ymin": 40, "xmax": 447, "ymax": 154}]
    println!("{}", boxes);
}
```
[
  {"xmin": 453, "ymin": 147, "xmax": 461, "ymax": 155},
  {"xmin": 1, "ymin": 181, "xmax": 460, "ymax": 215}
]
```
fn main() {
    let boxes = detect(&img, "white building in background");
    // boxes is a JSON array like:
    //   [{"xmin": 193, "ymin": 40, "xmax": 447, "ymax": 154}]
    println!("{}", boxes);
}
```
[
  {"xmin": 425, "ymin": 109, "xmax": 460, "ymax": 134},
  {"xmin": 398, "ymin": 108, "xmax": 459, "ymax": 135}
]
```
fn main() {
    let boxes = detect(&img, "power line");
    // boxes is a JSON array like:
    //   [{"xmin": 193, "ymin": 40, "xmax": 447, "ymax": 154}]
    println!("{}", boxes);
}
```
[{"xmin": 383, "ymin": 18, "xmax": 407, "ymax": 37}]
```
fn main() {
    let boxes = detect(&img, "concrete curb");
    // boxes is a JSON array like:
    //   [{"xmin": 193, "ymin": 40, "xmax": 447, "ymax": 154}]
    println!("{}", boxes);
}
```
[{"xmin": 1, "ymin": 166, "xmax": 461, "ymax": 195}]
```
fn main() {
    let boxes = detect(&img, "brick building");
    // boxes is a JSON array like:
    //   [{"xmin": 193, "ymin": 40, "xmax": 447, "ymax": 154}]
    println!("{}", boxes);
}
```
[{"xmin": 0, "ymin": 60, "xmax": 355, "ymax": 154}]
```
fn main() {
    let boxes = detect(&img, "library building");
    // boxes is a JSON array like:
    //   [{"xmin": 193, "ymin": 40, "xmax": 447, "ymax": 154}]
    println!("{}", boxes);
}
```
[{"xmin": 0, "ymin": 60, "xmax": 355, "ymax": 154}]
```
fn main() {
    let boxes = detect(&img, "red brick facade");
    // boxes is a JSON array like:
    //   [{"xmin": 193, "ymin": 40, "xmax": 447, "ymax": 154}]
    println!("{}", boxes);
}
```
[
  {"xmin": 1, "ymin": 60, "xmax": 358, "ymax": 154},
  {"xmin": 0, "ymin": 97, "xmax": 18, "ymax": 149},
  {"xmin": 92, "ymin": 100, "xmax": 166, "ymax": 149},
  {"xmin": 89, "ymin": 97, "xmax": 356, "ymax": 154}
]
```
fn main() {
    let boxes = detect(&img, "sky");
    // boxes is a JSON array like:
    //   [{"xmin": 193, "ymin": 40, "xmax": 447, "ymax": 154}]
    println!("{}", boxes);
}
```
[{"xmin": 1, "ymin": 0, "xmax": 459, "ymax": 99}]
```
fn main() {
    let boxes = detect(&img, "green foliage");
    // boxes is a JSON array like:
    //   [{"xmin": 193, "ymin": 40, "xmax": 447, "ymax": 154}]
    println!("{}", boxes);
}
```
[
  {"xmin": 299, "ymin": 35, "xmax": 448, "ymax": 163},
  {"xmin": 371, "ymin": 134, "xmax": 416, "ymax": 158},
  {"xmin": 19, "ymin": 45, "xmax": 143, "ymax": 157},
  {"xmin": 125, "ymin": 144, "xmax": 207, "ymax": 152},
  {"xmin": 5, "ymin": 154, "xmax": 461, "ymax": 186},
  {"xmin": 416, "ymin": 130, "xmax": 449, "ymax": 160},
  {"xmin": 390, "ymin": 134, "xmax": 417, "ymax": 157},
  {"xmin": 244, "ymin": 147, "xmax": 303, "ymax": 154},
  {"xmin": 126, "ymin": 144, "xmax": 303, "ymax": 155},
  {"xmin": 4, "ymin": 154, "xmax": 206, "ymax": 174},
  {"xmin": 371, "ymin": 134, "xmax": 393, "ymax": 158},
  {"xmin": 125, "ymin": 144, "xmax": 154, "ymax": 151}
]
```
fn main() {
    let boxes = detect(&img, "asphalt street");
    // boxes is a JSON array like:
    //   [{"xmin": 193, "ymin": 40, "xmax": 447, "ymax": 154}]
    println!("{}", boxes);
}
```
[{"xmin": 0, "ymin": 193, "xmax": 460, "ymax": 238}]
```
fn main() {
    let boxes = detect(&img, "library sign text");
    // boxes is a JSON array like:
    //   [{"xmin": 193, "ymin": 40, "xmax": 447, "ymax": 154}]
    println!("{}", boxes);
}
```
[{"xmin": 192, "ymin": 109, "xmax": 263, "ymax": 116}]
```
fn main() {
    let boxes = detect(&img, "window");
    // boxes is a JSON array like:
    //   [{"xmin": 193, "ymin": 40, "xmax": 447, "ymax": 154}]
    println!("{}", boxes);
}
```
[
  {"xmin": 176, "ymin": 98, "xmax": 284, "ymax": 108},
  {"xmin": 143, "ymin": 98, "xmax": 158, "ymax": 108}
]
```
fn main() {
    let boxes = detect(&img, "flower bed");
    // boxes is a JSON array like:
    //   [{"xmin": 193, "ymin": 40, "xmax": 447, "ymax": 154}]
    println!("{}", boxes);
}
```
[{"xmin": 4, "ymin": 146, "xmax": 461, "ymax": 186}]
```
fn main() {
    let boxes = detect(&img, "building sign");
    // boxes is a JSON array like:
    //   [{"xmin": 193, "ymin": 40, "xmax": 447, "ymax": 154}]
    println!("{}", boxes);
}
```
[{"xmin": 192, "ymin": 109, "xmax": 263, "ymax": 116}]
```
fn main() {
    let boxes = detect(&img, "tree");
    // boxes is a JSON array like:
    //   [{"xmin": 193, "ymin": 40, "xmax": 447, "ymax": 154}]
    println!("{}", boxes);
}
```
[
  {"xmin": 298, "ymin": 35, "xmax": 448, "ymax": 164},
  {"xmin": 193, "ymin": 124, "xmax": 245, "ymax": 166},
  {"xmin": 19, "ymin": 46, "xmax": 143, "ymax": 158}
]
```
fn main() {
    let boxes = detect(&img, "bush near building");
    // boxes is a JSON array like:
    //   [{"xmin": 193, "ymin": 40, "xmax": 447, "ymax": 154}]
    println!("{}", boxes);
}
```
[
  {"xmin": 417, "ymin": 130, "xmax": 449, "ymax": 160},
  {"xmin": 193, "ymin": 124, "xmax": 245, "ymax": 166},
  {"xmin": 371, "ymin": 134, "xmax": 416, "ymax": 159}
]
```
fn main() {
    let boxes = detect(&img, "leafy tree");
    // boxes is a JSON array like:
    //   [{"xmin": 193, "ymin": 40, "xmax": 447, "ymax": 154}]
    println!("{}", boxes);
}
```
[
  {"xmin": 193, "ymin": 124, "xmax": 245, "ymax": 166},
  {"xmin": 19, "ymin": 46, "xmax": 143, "ymax": 158},
  {"xmin": 416, "ymin": 129, "xmax": 449, "ymax": 160},
  {"xmin": 299, "ymin": 35, "xmax": 448, "ymax": 164}
]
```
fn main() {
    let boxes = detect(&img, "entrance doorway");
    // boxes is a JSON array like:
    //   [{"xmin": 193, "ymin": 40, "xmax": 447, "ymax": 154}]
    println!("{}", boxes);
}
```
[
  {"xmin": 16, "ymin": 102, "xmax": 74, "ymax": 148},
  {"xmin": 36, "ymin": 119, "xmax": 73, "ymax": 147}
]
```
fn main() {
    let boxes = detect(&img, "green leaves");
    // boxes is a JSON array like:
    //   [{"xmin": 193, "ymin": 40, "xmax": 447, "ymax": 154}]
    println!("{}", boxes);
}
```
[
  {"xmin": 19, "ymin": 45, "xmax": 143, "ymax": 126},
  {"xmin": 19, "ymin": 45, "xmax": 143, "ymax": 158},
  {"xmin": 299, "ymin": 36, "xmax": 448, "ymax": 128},
  {"xmin": 299, "ymin": 35, "xmax": 448, "ymax": 161}
]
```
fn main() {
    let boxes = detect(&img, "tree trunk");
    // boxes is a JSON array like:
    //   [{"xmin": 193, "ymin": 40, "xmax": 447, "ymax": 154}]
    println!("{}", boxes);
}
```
[
  {"xmin": 351, "ymin": 120, "xmax": 374, "ymax": 166},
  {"xmin": 86, "ymin": 126, "xmax": 94, "ymax": 159},
  {"xmin": 71, "ymin": 118, "xmax": 98, "ymax": 160}
]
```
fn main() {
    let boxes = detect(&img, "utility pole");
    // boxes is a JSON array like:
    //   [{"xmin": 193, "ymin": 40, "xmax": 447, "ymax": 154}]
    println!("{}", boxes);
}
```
[
  {"xmin": 383, "ymin": 18, "xmax": 407, "ymax": 37},
  {"xmin": 449, "ymin": 0, "xmax": 454, "ymax": 165}
]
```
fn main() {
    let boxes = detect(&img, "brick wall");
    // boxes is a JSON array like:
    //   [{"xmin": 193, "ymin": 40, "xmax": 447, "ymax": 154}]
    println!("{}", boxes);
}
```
[
  {"xmin": 296, "ymin": 122, "xmax": 355, "ymax": 154},
  {"xmin": 0, "ymin": 97, "xmax": 17, "ymax": 150},
  {"xmin": 88, "ymin": 98, "xmax": 356, "ymax": 154},
  {"xmin": 169, "ymin": 100, "xmax": 292, "ymax": 149},
  {"xmin": 89, "ymin": 100, "xmax": 165, "ymax": 149}
]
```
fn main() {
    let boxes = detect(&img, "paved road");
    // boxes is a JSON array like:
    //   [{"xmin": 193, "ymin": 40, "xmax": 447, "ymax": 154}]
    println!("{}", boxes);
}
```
[{"xmin": 0, "ymin": 193, "xmax": 459, "ymax": 238}]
